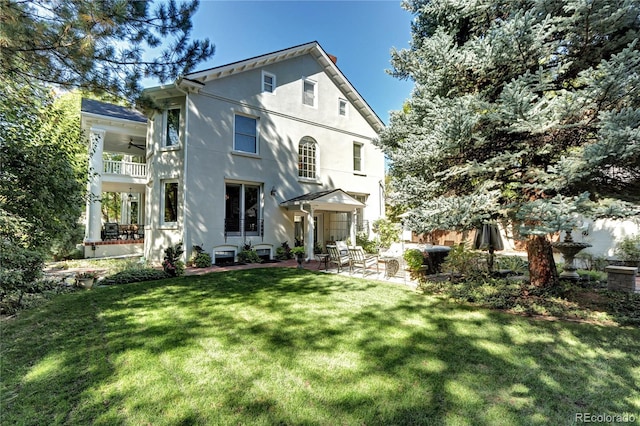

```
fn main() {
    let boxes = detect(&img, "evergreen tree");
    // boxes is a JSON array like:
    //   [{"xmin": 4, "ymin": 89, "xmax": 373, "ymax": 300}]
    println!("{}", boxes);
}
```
[
  {"xmin": 0, "ymin": 0, "xmax": 214, "ymax": 103},
  {"xmin": 378, "ymin": 0, "xmax": 640, "ymax": 287}
]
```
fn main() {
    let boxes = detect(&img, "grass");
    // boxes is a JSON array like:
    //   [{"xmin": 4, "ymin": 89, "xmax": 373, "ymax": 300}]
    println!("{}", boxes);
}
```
[{"xmin": 2, "ymin": 268, "xmax": 640, "ymax": 425}]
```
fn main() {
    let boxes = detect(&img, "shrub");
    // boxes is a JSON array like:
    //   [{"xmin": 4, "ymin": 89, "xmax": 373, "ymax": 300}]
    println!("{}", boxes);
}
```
[
  {"xmin": 0, "ymin": 241, "xmax": 45, "ymax": 311},
  {"xmin": 237, "ymin": 248, "xmax": 262, "ymax": 263},
  {"xmin": 403, "ymin": 249, "xmax": 424, "ymax": 271},
  {"xmin": 194, "ymin": 252, "xmax": 212, "ymax": 268},
  {"xmin": 49, "ymin": 225, "xmax": 84, "ymax": 261},
  {"xmin": 614, "ymin": 234, "xmax": 640, "ymax": 265},
  {"xmin": 275, "ymin": 241, "xmax": 292, "ymax": 260},
  {"xmin": 190, "ymin": 244, "xmax": 212, "ymax": 268},
  {"xmin": 162, "ymin": 243, "xmax": 185, "ymax": 277},
  {"xmin": 575, "ymin": 252, "xmax": 608, "ymax": 271},
  {"xmin": 356, "ymin": 231, "xmax": 378, "ymax": 254},
  {"xmin": 1, "ymin": 278, "xmax": 79, "ymax": 315},
  {"xmin": 494, "ymin": 255, "xmax": 528, "ymax": 274},
  {"xmin": 101, "ymin": 268, "xmax": 169, "ymax": 285},
  {"xmin": 372, "ymin": 218, "xmax": 401, "ymax": 249},
  {"xmin": 440, "ymin": 244, "xmax": 485, "ymax": 277}
]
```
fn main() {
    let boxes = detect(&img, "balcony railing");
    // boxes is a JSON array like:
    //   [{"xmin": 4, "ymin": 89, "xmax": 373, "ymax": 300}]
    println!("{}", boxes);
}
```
[{"xmin": 103, "ymin": 160, "xmax": 146, "ymax": 178}]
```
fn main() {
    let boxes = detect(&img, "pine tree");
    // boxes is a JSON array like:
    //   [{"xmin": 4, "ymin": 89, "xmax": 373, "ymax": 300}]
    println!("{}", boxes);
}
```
[
  {"xmin": 0, "ymin": 0, "xmax": 214, "ymax": 103},
  {"xmin": 378, "ymin": 0, "xmax": 640, "ymax": 287}
]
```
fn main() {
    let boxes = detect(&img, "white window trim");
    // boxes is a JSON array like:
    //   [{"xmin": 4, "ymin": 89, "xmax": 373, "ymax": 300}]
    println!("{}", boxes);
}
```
[
  {"xmin": 298, "ymin": 136, "xmax": 320, "ymax": 181},
  {"xmin": 162, "ymin": 107, "xmax": 182, "ymax": 149},
  {"xmin": 233, "ymin": 113, "xmax": 260, "ymax": 155},
  {"xmin": 225, "ymin": 182, "xmax": 263, "ymax": 237},
  {"xmin": 339, "ymin": 98, "xmax": 348, "ymax": 117},
  {"xmin": 302, "ymin": 77, "xmax": 317, "ymax": 108},
  {"xmin": 353, "ymin": 142, "xmax": 365, "ymax": 175},
  {"xmin": 262, "ymin": 71, "xmax": 276, "ymax": 94},
  {"xmin": 160, "ymin": 179, "xmax": 179, "ymax": 227}
]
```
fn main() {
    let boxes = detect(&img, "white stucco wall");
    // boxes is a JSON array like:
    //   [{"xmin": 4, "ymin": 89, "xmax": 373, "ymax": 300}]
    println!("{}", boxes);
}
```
[{"xmin": 145, "ymin": 52, "xmax": 385, "ymax": 263}]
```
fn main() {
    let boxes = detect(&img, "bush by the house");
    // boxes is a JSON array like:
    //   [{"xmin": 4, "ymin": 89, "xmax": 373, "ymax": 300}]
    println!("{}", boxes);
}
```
[
  {"xmin": 275, "ymin": 241, "xmax": 292, "ymax": 260},
  {"xmin": 190, "ymin": 244, "xmax": 212, "ymax": 268},
  {"xmin": 162, "ymin": 243, "xmax": 185, "ymax": 277},
  {"xmin": 237, "ymin": 242, "xmax": 262, "ymax": 264},
  {"xmin": 101, "ymin": 268, "xmax": 169, "ymax": 285}
]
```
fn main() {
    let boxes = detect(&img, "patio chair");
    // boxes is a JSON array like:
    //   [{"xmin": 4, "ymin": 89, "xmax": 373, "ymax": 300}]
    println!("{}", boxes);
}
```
[
  {"xmin": 348, "ymin": 246, "xmax": 379, "ymax": 277},
  {"xmin": 103, "ymin": 222, "xmax": 119, "ymax": 240},
  {"xmin": 335, "ymin": 240, "xmax": 349, "ymax": 256},
  {"xmin": 327, "ymin": 245, "xmax": 351, "ymax": 273},
  {"xmin": 135, "ymin": 224, "xmax": 144, "ymax": 240}
]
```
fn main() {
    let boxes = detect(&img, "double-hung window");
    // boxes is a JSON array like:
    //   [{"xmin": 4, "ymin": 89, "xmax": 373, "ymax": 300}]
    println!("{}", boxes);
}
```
[
  {"xmin": 302, "ymin": 78, "xmax": 316, "ymax": 107},
  {"xmin": 162, "ymin": 180, "xmax": 179, "ymax": 225},
  {"xmin": 164, "ymin": 108, "xmax": 181, "ymax": 147},
  {"xmin": 262, "ymin": 71, "xmax": 276, "ymax": 93},
  {"xmin": 234, "ymin": 114, "xmax": 258, "ymax": 154},
  {"xmin": 225, "ymin": 183, "xmax": 261, "ymax": 236},
  {"xmin": 353, "ymin": 142, "xmax": 364, "ymax": 172},
  {"xmin": 339, "ymin": 98, "xmax": 348, "ymax": 117},
  {"xmin": 298, "ymin": 137, "xmax": 317, "ymax": 179}
]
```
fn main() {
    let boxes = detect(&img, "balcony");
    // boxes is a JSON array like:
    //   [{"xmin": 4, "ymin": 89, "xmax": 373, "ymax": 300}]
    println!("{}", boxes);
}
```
[{"xmin": 103, "ymin": 160, "xmax": 147, "ymax": 178}]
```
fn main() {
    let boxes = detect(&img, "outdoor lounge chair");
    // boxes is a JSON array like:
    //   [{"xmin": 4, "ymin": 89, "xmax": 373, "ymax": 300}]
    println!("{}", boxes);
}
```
[
  {"xmin": 348, "ymin": 246, "xmax": 379, "ymax": 277},
  {"xmin": 103, "ymin": 222, "xmax": 119, "ymax": 240},
  {"xmin": 327, "ymin": 245, "xmax": 351, "ymax": 273}
]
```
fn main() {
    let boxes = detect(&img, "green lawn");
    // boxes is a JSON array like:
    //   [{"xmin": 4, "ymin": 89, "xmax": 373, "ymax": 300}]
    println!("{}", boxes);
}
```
[{"xmin": 2, "ymin": 269, "xmax": 639, "ymax": 425}]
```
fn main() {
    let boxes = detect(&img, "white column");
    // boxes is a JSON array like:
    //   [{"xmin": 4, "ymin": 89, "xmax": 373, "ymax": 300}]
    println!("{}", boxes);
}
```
[
  {"xmin": 350, "ymin": 209, "xmax": 357, "ymax": 247},
  {"xmin": 85, "ymin": 128, "xmax": 105, "ymax": 242},
  {"xmin": 306, "ymin": 205, "xmax": 315, "ymax": 260}
]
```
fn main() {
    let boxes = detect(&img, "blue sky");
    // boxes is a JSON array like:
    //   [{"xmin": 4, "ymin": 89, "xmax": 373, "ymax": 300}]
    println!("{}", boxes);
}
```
[{"xmin": 174, "ymin": 0, "xmax": 415, "ymax": 124}]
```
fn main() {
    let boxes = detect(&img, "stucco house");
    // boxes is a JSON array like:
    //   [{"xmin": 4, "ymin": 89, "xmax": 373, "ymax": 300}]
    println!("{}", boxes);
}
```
[{"xmin": 81, "ymin": 41, "xmax": 386, "ymax": 264}]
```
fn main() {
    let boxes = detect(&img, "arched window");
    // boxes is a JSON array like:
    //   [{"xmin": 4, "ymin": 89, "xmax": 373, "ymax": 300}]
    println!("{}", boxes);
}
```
[{"xmin": 298, "ymin": 137, "xmax": 317, "ymax": 179}]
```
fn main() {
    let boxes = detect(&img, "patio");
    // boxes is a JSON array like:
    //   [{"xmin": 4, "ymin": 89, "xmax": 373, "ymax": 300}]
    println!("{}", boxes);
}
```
[{"xmin": 183, "ymin": 257, "xmax": 420, "ymax": 288}]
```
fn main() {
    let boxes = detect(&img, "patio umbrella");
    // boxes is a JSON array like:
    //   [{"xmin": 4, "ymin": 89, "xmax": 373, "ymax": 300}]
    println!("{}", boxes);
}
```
[{"xmin": 473, "ymin": 224, "xmax": 504, "ymax": 272}]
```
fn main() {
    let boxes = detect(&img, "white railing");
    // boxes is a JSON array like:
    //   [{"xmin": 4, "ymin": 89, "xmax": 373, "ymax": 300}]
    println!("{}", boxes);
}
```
[{"xmin": 103, "ymin": 160, "xmax": 147, "ymax": 178}]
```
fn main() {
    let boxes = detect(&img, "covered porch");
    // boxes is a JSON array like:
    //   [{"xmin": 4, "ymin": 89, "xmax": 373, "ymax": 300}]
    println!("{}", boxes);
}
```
[
  {"xmin": 280, "ymin": 189, "xmax": 366, "ymax": 260},
  {"xmin": 80, "ymin": 99, "xmax": 148, "ymax": 258}
]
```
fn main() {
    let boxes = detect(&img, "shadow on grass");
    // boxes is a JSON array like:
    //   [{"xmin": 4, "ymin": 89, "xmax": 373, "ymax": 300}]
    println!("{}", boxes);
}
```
[{"xmin": 2, "ymin": 268, "xmax": 639, "ymax": 425}]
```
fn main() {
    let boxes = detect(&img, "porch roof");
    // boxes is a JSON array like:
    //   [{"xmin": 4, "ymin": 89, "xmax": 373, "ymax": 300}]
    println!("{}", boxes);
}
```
[{"xmin": 280, "ymin": 189, "xmax": 364, "ymax": 212}]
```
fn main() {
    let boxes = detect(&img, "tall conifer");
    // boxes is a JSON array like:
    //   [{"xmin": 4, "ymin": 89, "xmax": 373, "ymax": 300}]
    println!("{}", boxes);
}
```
[{"xmin": 378, "ymin": 0, "xmax": 640, "ymax": 286}]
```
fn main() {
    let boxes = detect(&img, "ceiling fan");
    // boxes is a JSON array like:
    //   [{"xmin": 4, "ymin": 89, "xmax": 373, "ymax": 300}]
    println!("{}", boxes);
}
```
[{"xmin": 128, "ymin": 139, "xmax": 145, "ymax": 150}]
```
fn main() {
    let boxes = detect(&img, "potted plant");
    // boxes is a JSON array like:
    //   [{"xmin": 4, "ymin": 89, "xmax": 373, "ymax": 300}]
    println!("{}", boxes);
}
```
[
  {"xmin": 291, "ymin": 246, "xmax": 306, "ymax": 269},
  {"xmin": 76, "ymin": 271, "xmax": 98, "ymax": 289}
]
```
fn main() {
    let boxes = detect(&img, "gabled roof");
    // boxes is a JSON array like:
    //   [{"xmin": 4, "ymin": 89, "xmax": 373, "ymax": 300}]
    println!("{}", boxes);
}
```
[
  {"xmin": 176, "ymin": 41, "xmax": 384, "ymax": 133},
  {"xmin": 81, "ymin": 98, "xmax": 147, "ymax": 123},
  {"xmin": 280, "ymin": 189, "xmax": 365, "ymax": 212}
]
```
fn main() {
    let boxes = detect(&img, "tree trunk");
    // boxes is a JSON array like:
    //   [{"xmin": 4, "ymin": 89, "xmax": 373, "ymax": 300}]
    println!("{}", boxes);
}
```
[{"xmin": 526, "ymin": 234, "xmax": 559, "ymax": 288}]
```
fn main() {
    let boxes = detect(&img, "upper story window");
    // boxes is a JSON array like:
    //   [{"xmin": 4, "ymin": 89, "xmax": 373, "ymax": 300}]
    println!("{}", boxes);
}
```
[
  {"xmin": 339, "ymin": 98, "xmax": 348, "ymax": 117},
  {"xmin": 234, "ymin": 114, "xmax": 258, "ymax": 154},
  {"xmin": 353, "ymin": 142, "xmax": 364, "ymax": 173},
  {"xmin": 298, "ymin": 136, "xmax": 318, "ymax": 180},
  {"xmin": 262, "ymin": 71, "xmax": 276, "ymax": 93},
  {"xmin": 163, "ymin": 107, "xmax": 181, "ymax": 147},
  {"xmin": 162, "ymin": 180, "xmax": 178, "ymax": 224},
  {"xmin": 303, "ymin": 78, "xmax": 316, "ymax": 107}
]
